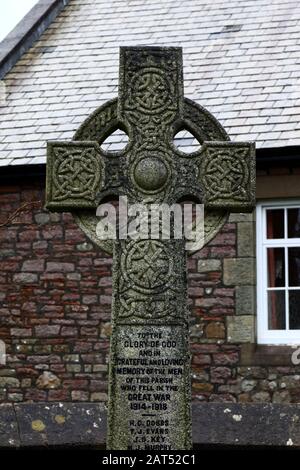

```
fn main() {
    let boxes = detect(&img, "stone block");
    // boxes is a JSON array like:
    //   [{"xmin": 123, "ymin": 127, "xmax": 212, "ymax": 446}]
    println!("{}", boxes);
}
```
[
  {"xmin": 36, "ymin": 372, "xmax": 61, "ymax": 389},
  {"xmin": 34, "ymin": 213, "xmax": 50, "ymax": 225},
  {"xmin": 91, "ymin": 392, "xmax": 108, "ymax": 402},
  {"xmin": 46, "ymin": 262, "xmax": 75, "ymax": 272},
  {"xmin": 229, "ymin": 212, "xmax": 255, "ymax": 223},
  {"xmin": 236, "ymin": 285, "xmax": 256, "ymax": 315},
  {"xmin": 227, "ymin": 315, "xmax": 255, "ymax": 343},
  {"xmin": 197, "ymin": 259, "xmax": 221, "ymax": 273},
  {"xmin": 252, "ymin": 391, "xmax": 271, "ymax": 403},
  {"xmin": 13, "ymin": 273, "xmax": 38, "ymax": 283},
  {"xmin": 71, "ymin": 391, "xmax": 89, "ymax": 401},
  {"xmin": 0, "ymin": 377, "xmax": 20, "ymax": 388},
  {"xmin": 237, "ymin": 222, "xmax": 255, "ymax": 257},
  {"xmin": 205, "ymin": 322, "xmax": 225, "ymax": 339},
  {"xmin": 223, "ymin": 258, "xmax": 255, "ymax": 286},
  {"xmin": 10, "ymin": 328, "xmax": 32, "ymax": 337},
  {"xmin": 35, "ymin": 325, "xmax": 60, "ymax": 337},
  {"xmin": 241, "ymin": 379, "xmax": 257, "ymax": 392},
  {"xmin": 272, "ymin": 391, "xmax": 291, "ymax": 403}
]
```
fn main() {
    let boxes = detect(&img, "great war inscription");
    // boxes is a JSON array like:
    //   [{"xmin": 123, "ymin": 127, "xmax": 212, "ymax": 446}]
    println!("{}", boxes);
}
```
[{"xmin": 46, "ymin": 47, "xmax": 255, "ymax": 450}]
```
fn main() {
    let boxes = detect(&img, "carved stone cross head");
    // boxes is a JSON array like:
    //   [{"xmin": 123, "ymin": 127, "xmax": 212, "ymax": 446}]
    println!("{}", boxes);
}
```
[{"xmin": 46, "ymin": 46, "xmax": 255, "ymax": 215}]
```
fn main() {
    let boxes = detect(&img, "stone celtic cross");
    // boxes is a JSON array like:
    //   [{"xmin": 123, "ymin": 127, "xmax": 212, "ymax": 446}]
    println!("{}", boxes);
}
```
[{"xmin": 46, "ymin": 47, "xmax": 255, "ymax": 450}]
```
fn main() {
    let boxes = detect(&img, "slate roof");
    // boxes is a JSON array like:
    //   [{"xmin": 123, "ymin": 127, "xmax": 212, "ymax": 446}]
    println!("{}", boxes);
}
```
[{"xmin": 1, "ymin": 0, "xmax": 300, "ymax": 166}]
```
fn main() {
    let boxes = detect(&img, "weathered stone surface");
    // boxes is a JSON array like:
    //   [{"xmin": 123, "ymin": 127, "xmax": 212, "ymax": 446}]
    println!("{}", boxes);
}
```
[
  {"xmin": 241, "ymin": 379, "xmax": 257, "ymax": 392},
  {"xmin": 8, "ymin": 393, "xmax": 23, "ymax": 402},
  {"xmin": 201, "ymin": 143, "xmax": 255, "ymax": 211},
  {"xmin": 189, "ymin": 322, "xmax": 204, "ymax": 339},
  {"xmin": 213, "ymin": 352, "xmax": 239, "ymax": 365},
  {"xmin": 35, "ymin": 325, "xmax": 60, "ymax": 337},
  {"xmin": 227, "ymin": 315, "xmax": 255, "ymax": 343},
  {"xmin": 0, "ymin": 403, "xmax": 300, "ymax": 448},
  {"xmin": 21, "ymin": 259, "xmax": 45, "ymax": 272},
  {"xmin": 0, "ymin": 404, "xmax": 19, "ymax": 448},
  {"xmin": 13, "ymin": 273, "xmax": 38, "ymax": 283},
  {"xmin": 15, "ymin": 403, "xmax": 106, "ymax": 448},
  {"xmin": 0, "ymin": 369, "xmax": 16, "ymax": 377},
  {"xmin": 0, "ymin": 377, "xmax": 20, "ymax": 388},
  {"xmin": 280, "ymin": 375, "xmax": 300, "ymax": 389},
  {"xmin": 192, "ymin": 403, "xmax": 300, "ymax": 447},
  {"xmin": 211, "ymin": 367, "xmax": 232, "ymax": 383},
  {"xmin": 237, "ymin": 222, "xmax": 255, "ymax": 257},
  {"xmin": 192, "ymin": 369, "xmax": 209, "ymax": 383},
  {"xmin": 91, "ymin": 392, "xmax": 108, "ymax": 402},
  {"xmin": 240, "ymin": 344, "xmax": 297, "ymax": 367},
  {"xmin": 224, "ymin": 258, "xmax": 255, "ymax": 286},
  {"xmin": 238, "ymin": 366, "xmax": 268, "ymax": 379},
  {"xmin": 252, "ymin": 391, "xmax": 271, "ymax": 403},
  {"xmin": 273, "ymin": 391, "xmax": 291, "ymax": 404},
  {"xmin": 71, "ymin": 391, "xmax": 89, "ymax": 401},
  {"xmin": 36, "ymin": 371, "xmax": 61, "ymax": 389},
  {"xmin": 193, "ymin": 383, "xmax": 213, "ymax": 392},
  {"xmin": 229, "ymin": 212, "xmax": 254, "ymax": 223},
  {"xmin": 34, "ymin": 213, "xmax": 50, "ymax": 225},
  {"xmin": 198, "ymin": 259, "xmax": 221, "ymax": 273},
  {"xmin": 46, "ymin": 262, "xmax": 74, "ymax": 272},
  {"xmin": 235, "ymin": 285, "xmax": 256, "ymax": 315},
  {"xmin": 205, "ymin": 322, "xmax": 225, "ymax": 339},
  {"xmin": 76, "ymin": 242, "xmax": 93, "ymax": 252},
  {"xmin": 45, "ymin": 46, "xmax": 255, "ymax": 450},
  {"xmin": 10, "ymin": 328, "xmax": 32, "ymax": 337}
]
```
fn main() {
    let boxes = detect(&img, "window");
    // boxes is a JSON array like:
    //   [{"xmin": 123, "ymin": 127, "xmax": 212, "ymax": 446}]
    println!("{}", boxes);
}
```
[{"xmin": 257, "ymin": 201, "xmax": 300, "ymax": 344}]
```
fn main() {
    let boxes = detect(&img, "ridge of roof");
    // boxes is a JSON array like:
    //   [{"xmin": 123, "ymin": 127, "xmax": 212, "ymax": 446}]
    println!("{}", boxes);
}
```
[{"xmin": 0, "ymin": 0, "xmax": 70, "ymax": 80}]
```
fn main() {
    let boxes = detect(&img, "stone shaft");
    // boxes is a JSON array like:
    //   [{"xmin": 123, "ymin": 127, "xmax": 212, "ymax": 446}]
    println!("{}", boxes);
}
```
[{"xmin": 107, "ymin": 239, "xmax": 191, "ymax": 450}]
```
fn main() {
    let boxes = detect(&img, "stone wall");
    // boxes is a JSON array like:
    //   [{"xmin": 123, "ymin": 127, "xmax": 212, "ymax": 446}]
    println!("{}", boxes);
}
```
[{"xmin": 0, "ymin": 181, "xmax": 300, "ymax": 404}]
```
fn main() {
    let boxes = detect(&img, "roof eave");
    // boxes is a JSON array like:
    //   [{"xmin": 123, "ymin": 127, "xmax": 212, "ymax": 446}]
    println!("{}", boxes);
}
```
[
  {"xmin": 256, "ymin": 145, "xmax": 300, "ymax": 169},
  {"xmin": 1, "ymin": 146, "xmax": 300, "ymax": 183},
  {"xmin": 0, "ymin": 0, "xmax": 70, "ymax": 80}
]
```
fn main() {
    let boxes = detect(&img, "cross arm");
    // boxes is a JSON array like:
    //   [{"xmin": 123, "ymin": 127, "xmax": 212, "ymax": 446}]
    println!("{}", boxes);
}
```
[
  {"xmin": 46, "ymin": 140, "xmax": 123, "ymax": 212},
  {"xmin": 198, "ymin": 141, "xmax": 256, "ymax": 212}
]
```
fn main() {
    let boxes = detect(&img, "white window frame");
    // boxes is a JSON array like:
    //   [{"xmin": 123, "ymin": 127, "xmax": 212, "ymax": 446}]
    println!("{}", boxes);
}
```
[{"xmin": 257, "ymin": 200, "xmax": 300, "ymax": 345}]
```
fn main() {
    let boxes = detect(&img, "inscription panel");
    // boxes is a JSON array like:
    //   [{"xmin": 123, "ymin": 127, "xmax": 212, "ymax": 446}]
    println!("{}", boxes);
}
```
[{"xmin": 108, "ymin": 325, "xmax": 191, "ymax": 450}]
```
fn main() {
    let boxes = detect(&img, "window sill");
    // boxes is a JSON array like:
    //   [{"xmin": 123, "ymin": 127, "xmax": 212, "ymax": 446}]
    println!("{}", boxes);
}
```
[{"xmin": 240, "ymin": 343, "xmax": 299, "ymax": 366}]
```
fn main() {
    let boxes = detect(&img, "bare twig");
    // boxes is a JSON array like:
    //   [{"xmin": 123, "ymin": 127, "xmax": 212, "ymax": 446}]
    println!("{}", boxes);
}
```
[{"xmin": 0, "ymin": 200, "xmax": 42, "ymax": 227}]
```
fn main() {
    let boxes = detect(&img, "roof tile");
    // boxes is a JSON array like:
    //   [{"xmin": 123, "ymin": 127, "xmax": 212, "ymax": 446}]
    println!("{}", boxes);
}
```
[{"xmin": 1, "ymin": 0, "xmax": 300, "ymax": 165}]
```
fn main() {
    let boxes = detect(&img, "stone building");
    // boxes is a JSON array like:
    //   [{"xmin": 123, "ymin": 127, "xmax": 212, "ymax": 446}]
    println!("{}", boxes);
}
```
[{"xmin": 0, "ymin": 0, "xmax": 300, "ymax": 447}]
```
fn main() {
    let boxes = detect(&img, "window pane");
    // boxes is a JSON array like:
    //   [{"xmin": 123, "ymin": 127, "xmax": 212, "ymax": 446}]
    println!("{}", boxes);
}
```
[
  {"xmin": 266, "ymin": 209, "xmax": 284, "ymax": 239},
  {"xmin": 288, "ymin": 208, "xmax": 300, "ymax": 238},
  {"xmin": 267, "ymin": 248, "xmax": 285, "ymax": 287},
  {"xmin": 268, "ymin": 291, "xmax": 286, "ymax": 330},
  {"xmin": 289, "ymin": 290, "xmax": 300, "ymax": 329},
  {"xmin": 288, "ymin": 247, "xmax": 300, "ymax": 286}
]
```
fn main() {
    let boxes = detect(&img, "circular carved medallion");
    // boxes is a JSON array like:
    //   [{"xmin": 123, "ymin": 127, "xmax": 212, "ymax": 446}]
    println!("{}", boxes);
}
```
[
  {"xmin": 121, "ymin": 240, "xmax": 172, "ymax": 293},
  {"xmin": 201, "ymin": 151, "xmax": 248, "ymax": 199},
  {"xmin": 53, "ymin": 149, "xmax": 101, "ymax": 201},
  {"xmin": 133, "ymin": 156, "xmax": 169, "ymax": 193}
]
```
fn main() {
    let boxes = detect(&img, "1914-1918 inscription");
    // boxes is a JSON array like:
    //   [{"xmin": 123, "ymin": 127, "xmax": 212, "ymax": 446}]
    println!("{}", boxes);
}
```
[{"xmin": 114, "ymin": 327, "xmax": 187, "ymax": 450}]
